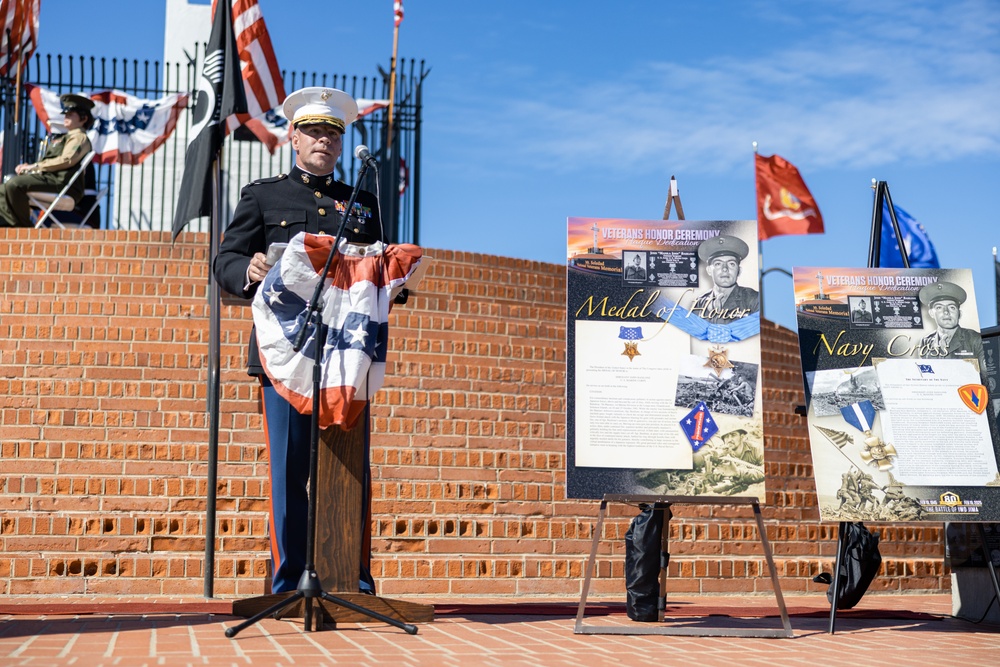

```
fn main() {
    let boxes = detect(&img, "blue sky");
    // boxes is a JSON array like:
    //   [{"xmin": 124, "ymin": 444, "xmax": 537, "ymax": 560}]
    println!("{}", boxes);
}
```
[{"xmin": 39, "ymin": 0, "xmax": 1000, "ymax": 330}]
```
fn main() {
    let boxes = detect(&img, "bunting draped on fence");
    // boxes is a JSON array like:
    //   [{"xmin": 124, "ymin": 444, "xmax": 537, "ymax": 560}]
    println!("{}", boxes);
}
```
[
  {"xmin": 27, "ymin": 84, "xmax": 188, "ymax": 165},
  {"xmin": 0, "ymin": 0, "xmax": 39, "ymax": 76}
]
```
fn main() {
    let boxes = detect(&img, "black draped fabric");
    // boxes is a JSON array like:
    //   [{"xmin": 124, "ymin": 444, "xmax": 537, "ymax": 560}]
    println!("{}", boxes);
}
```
[{"xmin": 171, "ymin": 0, "xmax": 247, "ymax": 239}]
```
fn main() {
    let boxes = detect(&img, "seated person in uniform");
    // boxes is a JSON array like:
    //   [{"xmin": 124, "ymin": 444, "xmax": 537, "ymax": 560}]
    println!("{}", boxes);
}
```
[
  {"xmin": 690, "ymin": 235, "xmax": 759, "ymax": 324},
  {"xmin": 0, "ymin": 93, "xmax": 94, "ymax": 228}
]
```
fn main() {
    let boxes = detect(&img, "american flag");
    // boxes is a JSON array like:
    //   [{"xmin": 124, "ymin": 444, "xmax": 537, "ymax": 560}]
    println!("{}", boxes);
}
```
[
  {"xmin": 0, "ymin": 0, "xmax": 40, "ymax": 76},
  {"xmin": 217, "ymin": 0, "xmax": 286, "ymax": 142},
  {"xmin": 27, "ymin": 84, "xmax": 189, "ymax": 165},
  {"xmin": 394, "ymin": 0, "xmax": 404, "ymax": 28},
  {"xmin": 253, "ymin": 232, "xmax": 423, "ymax": 429},
  {"xmin": 813, "ymin": 425, "xmax": 852, "ymax": 449}
]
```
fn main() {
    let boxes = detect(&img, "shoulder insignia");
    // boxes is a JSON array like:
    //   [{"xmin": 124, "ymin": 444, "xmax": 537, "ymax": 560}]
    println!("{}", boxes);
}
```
[{"xmin": 248, "ymin": 173, "xmax": 287, "ymax": 186}]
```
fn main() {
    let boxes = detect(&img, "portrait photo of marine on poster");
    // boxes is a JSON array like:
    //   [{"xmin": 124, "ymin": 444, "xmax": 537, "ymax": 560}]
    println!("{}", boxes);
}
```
[
  {"xmin": 565, "ymin": 217, "xmax": 764, "ymax": 501},
  {"xmin": 794, "ymin": 266, "xmax": 1000, "ymax": 522}
]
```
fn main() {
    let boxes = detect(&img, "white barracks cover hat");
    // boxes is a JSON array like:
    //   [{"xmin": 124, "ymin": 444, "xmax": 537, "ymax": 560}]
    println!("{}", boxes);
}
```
[{"xmin": 282, "ymin": 87, "xmax": 358, "ymax": 133}]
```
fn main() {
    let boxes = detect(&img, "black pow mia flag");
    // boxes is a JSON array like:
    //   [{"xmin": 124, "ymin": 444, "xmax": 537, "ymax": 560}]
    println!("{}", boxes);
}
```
[{"xmin": 171, "ymin": 0, "xmax": 247, "ymax": 239}]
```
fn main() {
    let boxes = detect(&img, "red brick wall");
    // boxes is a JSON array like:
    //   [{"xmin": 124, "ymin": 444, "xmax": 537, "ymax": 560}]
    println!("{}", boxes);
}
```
[{"xmin": 0, "ymin": 229, "xmax": 947, "ymax": 598}]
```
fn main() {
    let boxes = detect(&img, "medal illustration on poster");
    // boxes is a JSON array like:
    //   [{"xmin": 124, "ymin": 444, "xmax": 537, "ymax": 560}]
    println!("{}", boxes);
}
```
[
  {"xmin": 565, "ymin": 217, "xmax": 764, "ymax": 500},
  {"xmin": 794, "ymin": 267, "xmax": 1000, "ymax": 522}
]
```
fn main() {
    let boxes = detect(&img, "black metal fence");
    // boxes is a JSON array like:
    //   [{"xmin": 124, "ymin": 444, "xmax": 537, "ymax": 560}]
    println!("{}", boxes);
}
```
[{"xmin": 1, "ymin": 52, "xmax": 426, "ymax": 244}]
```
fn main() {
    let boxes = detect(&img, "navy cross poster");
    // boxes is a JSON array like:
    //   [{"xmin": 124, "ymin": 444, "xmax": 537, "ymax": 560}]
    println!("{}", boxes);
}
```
[
  {"xmin": 565, "ymin": 217, "xmax": 765, "ymax": 500},
  {"xmin": 794, "ymin": 266, "xmax": 1000, "ymax": 521}
]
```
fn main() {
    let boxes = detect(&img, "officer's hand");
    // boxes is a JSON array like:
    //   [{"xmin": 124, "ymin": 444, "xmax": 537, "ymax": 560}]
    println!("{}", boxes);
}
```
[{"xmin": 248, "ymin": 253, "xmax": 273, "ymax": 283}]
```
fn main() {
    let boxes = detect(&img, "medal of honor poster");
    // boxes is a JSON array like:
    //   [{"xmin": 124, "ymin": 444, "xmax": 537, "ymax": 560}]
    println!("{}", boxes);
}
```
[
  {"xmin": 794, "ymin": 267, "xmax": 1000, "ymax": 522},
  {"xmin": 566, "ymin": 217, "xmax": 765, "ymax": 500}
]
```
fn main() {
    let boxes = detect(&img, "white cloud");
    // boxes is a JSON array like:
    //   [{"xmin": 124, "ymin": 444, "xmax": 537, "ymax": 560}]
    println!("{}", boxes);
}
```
[{"xmin": 436, "ymin": 0, "xmax": 1000, "ymax": 176}]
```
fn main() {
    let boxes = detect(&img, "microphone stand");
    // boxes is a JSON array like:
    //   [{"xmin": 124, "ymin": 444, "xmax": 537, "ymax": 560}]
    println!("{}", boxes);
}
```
[{"xmin": 226, "ymin": 159, "xmax": 417, "ymax": 637}]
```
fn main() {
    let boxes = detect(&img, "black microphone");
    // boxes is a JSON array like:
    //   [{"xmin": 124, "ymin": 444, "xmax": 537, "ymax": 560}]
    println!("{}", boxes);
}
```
[{"xmin": 354, "ymin": 145, "xmax": 378, "ymax": 169}]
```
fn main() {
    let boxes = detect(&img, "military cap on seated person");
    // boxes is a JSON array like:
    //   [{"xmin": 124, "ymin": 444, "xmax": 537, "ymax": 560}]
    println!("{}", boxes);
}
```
[
  {"xmin": 697, "ymin": 235, "xmax": 750, "ymax": 264},
  {"xmin": 60, "ymin": 93, "xmax": 96, "ymax": 128},
  {"xmin": 282, "ymin": 87, "xmax": 358, "ymax": 133},
  {"xmin": 918, "ymin": 281, "xmax": 966, "ymax": 307}
]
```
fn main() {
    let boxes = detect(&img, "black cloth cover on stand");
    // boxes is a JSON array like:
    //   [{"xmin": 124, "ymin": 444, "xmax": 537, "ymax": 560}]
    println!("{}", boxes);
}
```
[{"xmin": 624, "ymin": 504, "xmax": 664, "ymax": 622}]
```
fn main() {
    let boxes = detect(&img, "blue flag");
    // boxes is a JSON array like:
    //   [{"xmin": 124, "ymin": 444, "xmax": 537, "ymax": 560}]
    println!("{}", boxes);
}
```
[{"xmin": 879, "ymin": 201, "xmax": 940, "ymax": 268}]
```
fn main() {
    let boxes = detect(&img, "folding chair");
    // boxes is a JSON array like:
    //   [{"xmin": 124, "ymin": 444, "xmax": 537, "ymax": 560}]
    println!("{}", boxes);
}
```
[{"xmin": 29, "ymin": 150, "xmax": 97, "ymax": 229}]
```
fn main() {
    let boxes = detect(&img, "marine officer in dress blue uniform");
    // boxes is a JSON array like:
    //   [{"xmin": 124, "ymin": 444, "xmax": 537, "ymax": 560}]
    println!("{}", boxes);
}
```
[
  {"xmin": 690, "ymin": 235, "xmax": 760, "ymax": 324},
  {"xmin": 214, "ymin": 87, "xmax": 384, "ymax": 594}
]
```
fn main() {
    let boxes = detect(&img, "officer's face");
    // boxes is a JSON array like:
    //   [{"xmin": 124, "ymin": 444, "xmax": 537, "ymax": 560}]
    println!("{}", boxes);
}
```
[
  {"xmin": 707, "ymin": 255, "xmax": 740, "ymax": 289},
  {"xmin": 929, "ymin": 299, "xmax": 960, "ymax": 330},
  {"xmin": 63, "ymin": 110, "xmax": 83, "ymax": 131},
  {"xmin": 292, "ymin": 124, "xmax": 343, "ymax": 174}
]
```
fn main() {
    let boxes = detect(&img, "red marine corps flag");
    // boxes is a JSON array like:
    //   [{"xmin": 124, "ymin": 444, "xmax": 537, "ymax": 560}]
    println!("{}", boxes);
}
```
[
  {"xmin": 755, "ymin": 153, "xmax": 824, "ymax": 241},
  {"xmin": 172, "ymin": 0, "xmax": 247, "ymax": 238}
]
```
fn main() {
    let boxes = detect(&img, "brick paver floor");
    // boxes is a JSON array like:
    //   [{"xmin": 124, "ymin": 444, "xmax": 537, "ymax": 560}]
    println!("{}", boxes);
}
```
[{"xmin": 1, "ymin": 595, "xmax": 997, "ymax": 667}]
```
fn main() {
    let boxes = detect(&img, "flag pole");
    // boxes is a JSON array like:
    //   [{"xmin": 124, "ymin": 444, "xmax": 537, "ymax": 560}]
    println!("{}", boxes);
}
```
[
  {"xmin": 993, "ymin": 246, "xmax": 998, "ymax": 327},
  {"xmin": 386, "ymin": 9, "xmax": 401, "ymax": 151},
  {"xmin": 204, "ymin": 154, "xmax": 222, "ymax": 598},
  {"xmin": 14, "ymin": 55, "xmax": 23, "ymax": 128},
  {"xmin": 753, "ymin": 141, "xmax": 765, "ymax": 320}
]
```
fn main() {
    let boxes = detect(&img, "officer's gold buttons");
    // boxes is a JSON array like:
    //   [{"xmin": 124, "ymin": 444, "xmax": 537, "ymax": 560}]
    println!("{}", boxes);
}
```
[
  {"xmin": 318, "ymin": 208, "xmax": 326, "ymax": 216},
  {"xmin": 314, "ymin": 191, "xmax": 322, "ymax": 198},
  {"xmin": 280, "ymin": 220, "xmax": 288, "ymax": 227},
  {"xmin": 353, "ymin": 227, "xmax": 360, "ymax": 233}
]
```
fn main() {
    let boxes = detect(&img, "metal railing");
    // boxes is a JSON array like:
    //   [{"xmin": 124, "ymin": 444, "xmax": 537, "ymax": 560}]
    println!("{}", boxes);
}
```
[{"xmin": 1, "ymin": 51, "xmax": 427, "ymax": 244}]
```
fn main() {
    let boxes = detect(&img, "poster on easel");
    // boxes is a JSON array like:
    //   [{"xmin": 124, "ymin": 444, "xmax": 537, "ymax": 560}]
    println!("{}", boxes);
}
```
[
  {"xmin": 794, "ymin": 266, "xmax": 1000, "ymax": 521},
  {"xmin": 566, "ymin": 217, "xmax": 764, "ymax": 500}
]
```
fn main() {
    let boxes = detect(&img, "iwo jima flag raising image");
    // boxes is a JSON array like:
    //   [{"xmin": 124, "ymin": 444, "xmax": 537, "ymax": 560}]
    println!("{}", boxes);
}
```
[
  {"xmin": 565, "ymin": 217, "xmax": 764, "ymax": 500},
  {"xmin": 794, "ymin": 266, "xmax": 1000, "ymax": 522}
]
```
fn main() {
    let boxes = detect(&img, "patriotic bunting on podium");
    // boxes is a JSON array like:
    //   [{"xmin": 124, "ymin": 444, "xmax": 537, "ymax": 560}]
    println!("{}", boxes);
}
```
[{"xmin": 252, "ymin": 232, "xmax": 422, "ymax": 429}]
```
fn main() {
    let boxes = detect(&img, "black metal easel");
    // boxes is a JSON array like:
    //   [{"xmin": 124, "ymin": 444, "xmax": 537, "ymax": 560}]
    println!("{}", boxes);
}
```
[
  {"xmin": 826, "ymin": 180, "xmax": 907, "ymax": 634},
  {"xmin": 224, "ymin": 158, "xmax": 417, "ymax": 638}
]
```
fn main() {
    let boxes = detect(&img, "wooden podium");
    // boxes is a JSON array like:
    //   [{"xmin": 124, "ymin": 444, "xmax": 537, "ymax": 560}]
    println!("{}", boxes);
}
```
[{"xmin": 233, "ymin": 417, "xmax": 434, "ymax": 629}]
